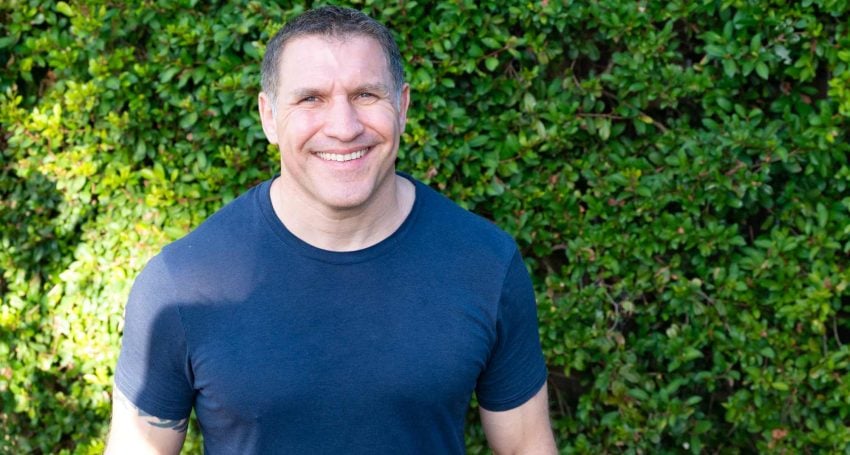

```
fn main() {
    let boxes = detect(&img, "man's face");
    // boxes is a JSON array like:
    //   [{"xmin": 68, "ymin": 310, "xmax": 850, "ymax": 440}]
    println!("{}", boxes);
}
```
[{"xmin": 259, "ymin": 35, "xmax": 410, "ymax": 212}]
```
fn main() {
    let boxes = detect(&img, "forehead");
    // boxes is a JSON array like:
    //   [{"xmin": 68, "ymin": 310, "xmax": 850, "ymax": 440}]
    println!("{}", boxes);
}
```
[{"xmin": 277, "ymin": 35, "xmax": 391, "ymax": 90}]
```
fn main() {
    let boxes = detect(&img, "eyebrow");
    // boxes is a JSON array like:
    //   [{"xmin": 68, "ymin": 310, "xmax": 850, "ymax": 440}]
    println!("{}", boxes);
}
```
[
  {"xmin": 353, "ymin": 83, "xmax": 391, "ymax": 95},
  {"xmin": 287, "ymin": 83, "xmax": 391, "ymax": 100},
  {"xmin": 288, "ymin": 88, "xmax": 323, "ymax": 100}
]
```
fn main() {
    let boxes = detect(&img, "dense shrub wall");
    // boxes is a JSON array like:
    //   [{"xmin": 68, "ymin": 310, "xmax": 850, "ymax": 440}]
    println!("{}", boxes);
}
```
[{"xmin": 2, "ymin": 0, "xmax": 850, "ymax": 452}]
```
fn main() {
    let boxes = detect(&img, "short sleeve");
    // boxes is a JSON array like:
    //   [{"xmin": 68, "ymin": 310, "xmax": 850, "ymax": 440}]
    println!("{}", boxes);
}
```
[
  {"xmin": 475, "ymin": 249, "xmax": 548, "ymax": 412},
  {"xmin": 115, "ymin": 254, "xmax": 195, "ymax": 420}
]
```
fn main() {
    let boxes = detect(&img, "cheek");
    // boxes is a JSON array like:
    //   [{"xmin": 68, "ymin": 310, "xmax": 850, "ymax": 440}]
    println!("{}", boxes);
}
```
[
  {"xmin": 279, "ymin": 111, "xmax": 321, "ymax": 148},
  {"xmin": 361, "ymin": 108, "xmax": 403, "ymax": 135}
]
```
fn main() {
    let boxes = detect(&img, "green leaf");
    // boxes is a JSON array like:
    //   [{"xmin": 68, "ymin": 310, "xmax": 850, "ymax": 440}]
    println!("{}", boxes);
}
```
[
  {"xmin": 0, "ymin": 36, "xmax": 16, "ymax": 49},
  {"xmin": 722, "ymin": 58, "xmax": 737, "ymax": 78},
  {"xmin": 160, "ymin": 67, "xmax": 179, "ymax": 83},
  {"xmin": 772, "ymin": 382, "xmax": 790, "ymax": 391},
  {"xmin": 134, "ymin": 141, "xmax": 147, "ymax": 161},
  {"xmin": 597, "ymin": 118, "xmax": 610, "ymax": 141},
  {"xmin": 164, "ymin": 225, "xmax": 188, "ymax": 239},
  {"xmin": 485, "ymin": 57, "xmax": 499, "ymax": 71},
  {"xmin": 180, "ymin": 112, "xmax": 198, "ymax": 129},
  {"xmin": 750, "ymin": 33, "xmax": 762, "ymax": 51},
  {"xmin": 243, "ymin": 42, "xmax": 259, "ymax": 59},
  {"xmin": 704, "ymin": 45, "xmax": 725, "ymax": 58},
  {"xmin": 628, "ymin": 388, "xmax": 649, "ymax": 401},
  {"xmin": 481, "ymin": 37, "xmax": 500, "ymax": 49},
  {"xmin": 682, "ymin": 347, "xmax": 704, "ymax": 361},
  {"xmin": 755, "ymin": 61, "xmax": 769, "ymax": 80},
  {"xmin": 56, "ymin": 1, "xmax": 75, "ymax": 17},
  {"xmin": 816, "ymin": 203, "xmax": 828, "ymax": 227},
  {"xmin": 468, "ymin": 135, "xmax": 490, "ymax": 148},
  {"xmin": 105, "ymin": 77, "xmax": 120, "ymax": 90}
]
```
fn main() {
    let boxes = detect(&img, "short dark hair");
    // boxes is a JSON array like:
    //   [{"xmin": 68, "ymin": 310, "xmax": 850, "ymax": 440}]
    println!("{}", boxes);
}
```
[{"xmin": 261, "ymin": 6, "xmax": 404, "ymax": 103}]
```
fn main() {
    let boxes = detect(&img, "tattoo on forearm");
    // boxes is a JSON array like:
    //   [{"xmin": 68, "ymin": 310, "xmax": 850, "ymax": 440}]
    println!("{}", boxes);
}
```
[{"xmin": 114, "ymin": 389, "xmax": 189, "ymax": 433}]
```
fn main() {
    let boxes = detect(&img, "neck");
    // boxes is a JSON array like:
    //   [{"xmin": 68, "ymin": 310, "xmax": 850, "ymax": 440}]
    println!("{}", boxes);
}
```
[{"xmin": 270, "ymin": 173, "xmax": 415, "ymax": 252}]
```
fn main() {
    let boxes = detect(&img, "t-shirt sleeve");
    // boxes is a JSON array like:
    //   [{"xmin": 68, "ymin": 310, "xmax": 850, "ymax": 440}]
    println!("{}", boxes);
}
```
[
  {"xmin": 475, "ymin": 248, "xmax": 548, "ymax": 412},
  {"xmin": 114, "ymin": 254, "xmax": 195, "ymax": 420}
]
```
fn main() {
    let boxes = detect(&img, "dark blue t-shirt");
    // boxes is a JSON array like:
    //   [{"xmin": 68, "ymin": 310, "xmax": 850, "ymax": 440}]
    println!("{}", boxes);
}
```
[{"xmin": 115, "ymin": 174, "xmax": 548, "ymax": 453}]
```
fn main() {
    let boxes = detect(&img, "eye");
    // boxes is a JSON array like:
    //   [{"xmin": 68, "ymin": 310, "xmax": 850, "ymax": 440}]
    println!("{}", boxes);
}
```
[
  {"xmin": 357, "ymin": 92, "xmax": 377, "ymax": 100},
  {"xmin": 300, "ymin": 95, "xmax": 319, "ymax": 103}
]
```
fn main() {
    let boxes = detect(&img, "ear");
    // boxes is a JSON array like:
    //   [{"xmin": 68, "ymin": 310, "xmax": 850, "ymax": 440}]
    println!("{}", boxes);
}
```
[
  {"xmin": 397, "ymin": 83, "xmax": 410, "ymax": 134},
  {"xmin": 258, "ymin": 91, "xmax": 279, "ymax": 145}
]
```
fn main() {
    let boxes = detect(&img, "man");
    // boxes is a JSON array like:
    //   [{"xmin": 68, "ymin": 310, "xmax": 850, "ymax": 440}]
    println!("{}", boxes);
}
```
[{"xmin": 107, "ymin": 6, "xmax": 556, "ymax": 454}]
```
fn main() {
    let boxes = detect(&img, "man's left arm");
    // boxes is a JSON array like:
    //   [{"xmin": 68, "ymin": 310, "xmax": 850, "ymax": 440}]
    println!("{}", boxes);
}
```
[{"xmin": 480, "ymin": 382, "xmax": 557, "ymax": 454}]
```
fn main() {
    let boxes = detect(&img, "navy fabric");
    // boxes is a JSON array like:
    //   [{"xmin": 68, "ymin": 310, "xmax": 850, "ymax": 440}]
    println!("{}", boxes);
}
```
[{"xmin": 115, "ymin": 173, "xmax": 548, "ymax": 454}]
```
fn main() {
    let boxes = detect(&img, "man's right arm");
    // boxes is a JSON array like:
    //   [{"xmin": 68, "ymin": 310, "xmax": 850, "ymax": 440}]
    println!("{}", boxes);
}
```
[{"xmin": 105, "ymin": 387, "xmax": 187, "ymax": 455}]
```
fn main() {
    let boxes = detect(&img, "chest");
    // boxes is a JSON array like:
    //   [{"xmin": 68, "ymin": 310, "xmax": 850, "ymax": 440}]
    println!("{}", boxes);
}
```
[{"xmin": 181, "ymin": 265, "xmax": 498, "ymax": 426}]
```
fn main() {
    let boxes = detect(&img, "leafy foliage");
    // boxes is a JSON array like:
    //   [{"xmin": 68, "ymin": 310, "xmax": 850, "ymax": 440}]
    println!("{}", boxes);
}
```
[{"xmin": 2, "ymin": 0, "xmax": 850, "ymax": 452}]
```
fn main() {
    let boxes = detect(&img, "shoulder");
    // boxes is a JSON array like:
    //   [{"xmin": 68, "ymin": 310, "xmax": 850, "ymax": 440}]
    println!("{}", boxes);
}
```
[
  {"xmin": 168, "ymin": 180, "xmax": 268, "ymax": 254},
  {"xmin": 137, "ymin": 180, "xmax": 273, "ymax": 301},
  {"xmin": 407, "ymin": 175, "xmax": 519, "ymax": 267}
]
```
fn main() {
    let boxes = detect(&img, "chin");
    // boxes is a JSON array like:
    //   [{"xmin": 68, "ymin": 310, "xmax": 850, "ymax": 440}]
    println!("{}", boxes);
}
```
[
  {"xmin": 316, "ymin": 170, "xmax": 397, "ymax": 211},
  {"xmin": 318, "ymin": 188, "xmax": 375, "ymax": 211}
]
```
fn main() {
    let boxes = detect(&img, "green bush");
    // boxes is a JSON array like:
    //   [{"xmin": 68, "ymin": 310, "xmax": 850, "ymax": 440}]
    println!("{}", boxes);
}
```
[{"xmin": 2, "ymin": 0, "xmax": 849, "ymax": 452}]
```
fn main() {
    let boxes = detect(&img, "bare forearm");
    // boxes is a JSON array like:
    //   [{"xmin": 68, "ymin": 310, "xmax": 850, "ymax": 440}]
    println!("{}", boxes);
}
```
[
  {"xmin": 481, "ymin": 383, "xmax": 557, "ymax": 454},
  {"xmin": 105, "ymin": 388, "xmax": 187, "ymax": 455}
]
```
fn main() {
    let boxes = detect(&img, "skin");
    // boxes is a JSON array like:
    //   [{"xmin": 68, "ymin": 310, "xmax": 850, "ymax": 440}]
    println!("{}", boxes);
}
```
[
  {"xmin": 480, "ymin": 384, "xmax": 558, "ymax": 454},
  {"xmin": 107, "ymin": 33, "xmax": 556, "ymax": 454},
  {"xmin": 105, "ymin": 388, "xmax": 186, "ymax": 455},
  {"xmin": 257, "ymin": 35, "xmax": 414, "ymax": 252}
]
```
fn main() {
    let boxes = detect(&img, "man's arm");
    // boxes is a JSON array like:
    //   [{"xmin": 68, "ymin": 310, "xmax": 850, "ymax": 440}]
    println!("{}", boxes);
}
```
[
  {"xmin": 105, "ymin": 387, "xmax": 188, "ymax": 455},
  {"xmin": 480, "ymin": 382, "xmax": 557, "ymax": 455}
]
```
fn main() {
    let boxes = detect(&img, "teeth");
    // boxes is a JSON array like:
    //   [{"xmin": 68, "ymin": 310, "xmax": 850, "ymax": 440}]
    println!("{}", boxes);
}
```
[{"xmin": 316, "ymin": 148, "xmax": 369, "ymax": 162}]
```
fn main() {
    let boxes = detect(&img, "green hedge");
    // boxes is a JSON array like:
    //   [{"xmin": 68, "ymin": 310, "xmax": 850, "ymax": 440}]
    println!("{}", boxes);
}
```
[{"xmin": 2, "ymin": 0, "xmax": 850, "ymax": 452}]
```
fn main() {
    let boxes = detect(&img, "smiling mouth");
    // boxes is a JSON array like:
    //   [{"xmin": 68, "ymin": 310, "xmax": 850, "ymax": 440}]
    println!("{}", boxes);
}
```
[{"xmin": 315, "ymin": 147, "xmax": 371, "ymax": 162}]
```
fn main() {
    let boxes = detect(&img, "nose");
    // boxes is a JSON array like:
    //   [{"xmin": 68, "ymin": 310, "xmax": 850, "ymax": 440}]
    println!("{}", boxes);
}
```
[{"xmin": 322, "ymin": 97, "xmax": 364, "ymax": 142}]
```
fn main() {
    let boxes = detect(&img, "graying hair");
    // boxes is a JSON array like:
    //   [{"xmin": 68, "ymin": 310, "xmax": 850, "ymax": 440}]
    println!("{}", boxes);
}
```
[{"xmin": 261, "ymin": 6, "xmax": 405, "ymax": 105}]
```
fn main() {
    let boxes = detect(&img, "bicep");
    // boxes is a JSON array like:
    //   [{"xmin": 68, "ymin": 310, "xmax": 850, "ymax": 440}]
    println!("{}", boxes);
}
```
[
  {"xmin": 480, "ymin": 382, "xmax": 557, "ymax": 455},
  {"xmin": 105, "ymin": 387, "xmax": 187, "ymax": 455}
]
